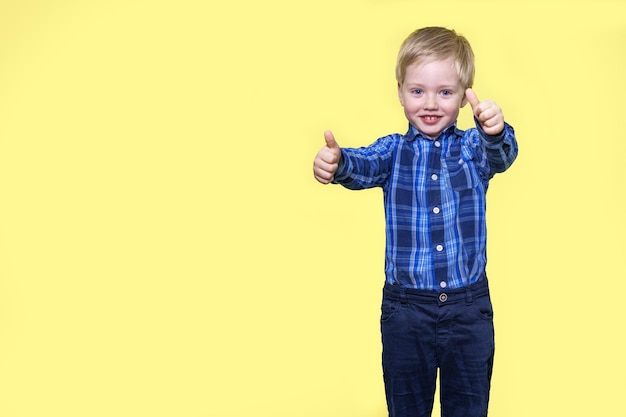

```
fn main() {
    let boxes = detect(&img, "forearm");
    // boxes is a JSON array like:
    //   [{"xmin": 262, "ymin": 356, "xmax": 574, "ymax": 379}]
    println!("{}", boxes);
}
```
[
  {"xmin": 333, "ymin": 137, "xmax": 395, "ymax": 189},
  {"xmin": 478, "ymin": 122, "xmax": 518, "ymax": 174}
]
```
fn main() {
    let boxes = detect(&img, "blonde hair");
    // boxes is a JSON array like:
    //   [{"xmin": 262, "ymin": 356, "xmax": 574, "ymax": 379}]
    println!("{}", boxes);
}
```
[{"xmin": 396, "ymin": 27, "xmax": 475, "ymax": 88}]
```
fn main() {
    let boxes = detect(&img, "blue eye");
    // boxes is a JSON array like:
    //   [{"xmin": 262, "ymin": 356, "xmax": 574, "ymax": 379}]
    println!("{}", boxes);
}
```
[
  {"xmin": 441, "ymin": 90, "xmax": 453, "ymax": 96},
  {"xmin": 411, "ymin": 89, "xmax": 423, "ymax": 95}
]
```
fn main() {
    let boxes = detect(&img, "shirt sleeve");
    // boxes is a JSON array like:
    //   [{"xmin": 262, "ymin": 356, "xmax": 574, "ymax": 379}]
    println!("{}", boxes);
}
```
[
  {"xmin": 332, "ymin": 134, "xmax": 397, "ymax": 190},
  {"xmin": 475, "ymin": 121, "xmax": 518, "ymax": 178}
]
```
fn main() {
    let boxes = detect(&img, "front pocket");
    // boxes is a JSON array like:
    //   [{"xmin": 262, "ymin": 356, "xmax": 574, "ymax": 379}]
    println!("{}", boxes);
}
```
[
  {"xmin": 445, "ymin": 157, "xmax": 475, "ymax": 190},
  {"xmin": 474, "ymin": 297, "xmax": 494, "ymax": 321},
  {"xmin": 380, "ymin": 298, "xmax": 397, "ymax": 323}
]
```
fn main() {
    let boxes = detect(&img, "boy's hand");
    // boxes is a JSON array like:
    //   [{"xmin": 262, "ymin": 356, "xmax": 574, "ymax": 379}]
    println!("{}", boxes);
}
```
[
  {"xmin": 313, "ymin": 130, "xmax": 342, "ymax": 184},
  {"xmin": 465, "ymin": 88, "xmax": 504, "ymax": 136}
]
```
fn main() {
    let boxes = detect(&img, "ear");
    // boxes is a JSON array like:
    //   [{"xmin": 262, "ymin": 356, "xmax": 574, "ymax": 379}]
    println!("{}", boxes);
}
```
[
  {"xmin": 460, "ymin": 90, "xmax": 469, "ymax": 108},
  {"xmin": 397, "ymin": 83, "xmax": 405, "ymax": 106}
]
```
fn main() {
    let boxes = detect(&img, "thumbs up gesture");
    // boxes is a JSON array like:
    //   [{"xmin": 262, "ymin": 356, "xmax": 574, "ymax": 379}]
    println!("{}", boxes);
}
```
[
  {"xmin": 465, "ymin": 88, "xmax": 504, "ymax": 136},
  {"xmin": 313, "ymin": 130, "xmax": 342, "ymax": 184}
]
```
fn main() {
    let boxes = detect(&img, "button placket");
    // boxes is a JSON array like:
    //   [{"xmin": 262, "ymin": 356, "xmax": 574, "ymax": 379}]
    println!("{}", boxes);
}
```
[{"xmin": 427, "ymin": 135, "xmax": 448, "ymax": 285}]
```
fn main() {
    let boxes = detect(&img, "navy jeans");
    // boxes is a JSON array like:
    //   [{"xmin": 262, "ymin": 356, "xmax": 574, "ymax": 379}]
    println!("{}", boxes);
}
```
[{"xmin": 380, "ymin": 278, "xmax": 495, "ymax": 417}]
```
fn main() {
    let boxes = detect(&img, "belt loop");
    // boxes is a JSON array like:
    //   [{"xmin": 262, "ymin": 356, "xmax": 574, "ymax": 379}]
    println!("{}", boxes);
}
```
[
  {"xmin": 400, "ymin": 288, "xmax": 408, "ymax": 305},
  {"xmin": 465, "ymin": 287, "xmax": 473, "ymax": 305}
]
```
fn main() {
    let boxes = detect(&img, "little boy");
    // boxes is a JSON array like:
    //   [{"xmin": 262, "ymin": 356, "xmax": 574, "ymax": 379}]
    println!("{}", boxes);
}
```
[{"xmin": 313, "ymin": 27, "xmax": 518, "ymax": 417}]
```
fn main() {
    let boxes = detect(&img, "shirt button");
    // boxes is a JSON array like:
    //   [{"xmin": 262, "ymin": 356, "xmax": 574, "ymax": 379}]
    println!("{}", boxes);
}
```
[
  {"xmin": 433, "ymin": 207, "xmax": 440, "ymax": 214},
  {"xmin": 436, "ymin": 244, "xmax": 444, "ymax": 252},
  {"xmin": 439, "ymin": 293, "xmax": 448, "ymax": 302},
  {"xmin": 440, "ymin": 281, "xmax": 447, "ymax": 288},
  {"xmin": 431, "ymin": 174, "xmax": 438, "ymax": 181},
  {"xmin": 434, "ymin": 141, "xmax": 441, "ymax": 148}
]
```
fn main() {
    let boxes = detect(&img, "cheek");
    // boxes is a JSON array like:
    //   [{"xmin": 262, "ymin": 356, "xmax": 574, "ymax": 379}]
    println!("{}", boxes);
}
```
[
  {"xmin": 444, "ymin": 101, "xmax": 462, "ymax": 116},
  {"xmin": 401, "ymin": 98, "xmax": 418, "ymax": 111}
]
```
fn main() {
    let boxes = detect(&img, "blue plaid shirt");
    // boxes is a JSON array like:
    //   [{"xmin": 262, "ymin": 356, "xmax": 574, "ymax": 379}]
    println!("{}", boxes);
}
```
[{"xmin": 333, "ymin": 122, "xmax": 518, "ymax": 290}]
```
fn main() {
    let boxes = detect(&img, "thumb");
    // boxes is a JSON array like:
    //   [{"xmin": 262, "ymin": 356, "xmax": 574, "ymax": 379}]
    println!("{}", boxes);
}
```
[
  {"xmin": 465, "ymin": 88, "xmax": 480, "ymax": 114},
  {"xmin": 324, "ymin": 130, "xmax": 340, "ymax": 150}
]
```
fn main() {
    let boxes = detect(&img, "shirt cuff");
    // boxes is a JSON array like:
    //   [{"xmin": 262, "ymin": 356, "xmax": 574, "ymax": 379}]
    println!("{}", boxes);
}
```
[
  {"xmin": 475, "ymin": 118, "xmax": 507, "ymax": 144},
  {"xmin": 331, "ymin": 151, "xmax": 350, "ymax": 183}
]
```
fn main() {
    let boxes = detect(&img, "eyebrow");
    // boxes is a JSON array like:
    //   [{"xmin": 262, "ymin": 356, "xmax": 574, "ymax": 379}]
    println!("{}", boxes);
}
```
[{"xmin": 404, "ymin": 83, "xmax": 460, "ymax": 90}]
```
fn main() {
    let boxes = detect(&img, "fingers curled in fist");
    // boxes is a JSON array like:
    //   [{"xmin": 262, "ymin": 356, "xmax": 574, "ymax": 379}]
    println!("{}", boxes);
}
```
[
  {"xmin": 313, "ymin": 130, "xmax": 342, "ymax": 184},
  {"xmin": 465, "ymin": 88, "xmax": 504, "ymax": 136}
]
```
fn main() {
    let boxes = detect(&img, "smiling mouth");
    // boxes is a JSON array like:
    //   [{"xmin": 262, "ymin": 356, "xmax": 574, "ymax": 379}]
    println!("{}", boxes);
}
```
[{"xmin": 420, "ymin": 115, "xmax": 441, "ymax": 124}]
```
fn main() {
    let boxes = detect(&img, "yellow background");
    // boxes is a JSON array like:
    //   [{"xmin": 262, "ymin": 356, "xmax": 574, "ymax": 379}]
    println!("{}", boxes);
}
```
[{"xmin": 1, "ymin": 0, "xmax": 625, "ymax": 416}]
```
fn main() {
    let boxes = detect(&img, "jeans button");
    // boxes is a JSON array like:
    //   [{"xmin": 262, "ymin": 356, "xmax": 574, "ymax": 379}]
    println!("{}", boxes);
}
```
[{"xmin": 439, "ymin": 293, "xmax": 448, "ymax": 302}]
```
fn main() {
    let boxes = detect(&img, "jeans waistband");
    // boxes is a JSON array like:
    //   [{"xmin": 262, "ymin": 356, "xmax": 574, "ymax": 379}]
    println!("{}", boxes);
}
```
[{"xmin": 383, "ymin": 275, "xmax": 489, "ymax": 305}]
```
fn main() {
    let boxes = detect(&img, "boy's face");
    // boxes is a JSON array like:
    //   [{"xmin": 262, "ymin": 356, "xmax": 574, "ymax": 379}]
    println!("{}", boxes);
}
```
[{"xmin": 398, "ymin": 58, "xmax": 468, "ymax": 139}]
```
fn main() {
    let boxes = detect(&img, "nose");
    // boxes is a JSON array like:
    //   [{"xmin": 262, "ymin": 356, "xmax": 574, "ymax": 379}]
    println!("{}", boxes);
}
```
[{"xmin": 424, "ymin": 93, "xmax": 438, "ymax": 110}]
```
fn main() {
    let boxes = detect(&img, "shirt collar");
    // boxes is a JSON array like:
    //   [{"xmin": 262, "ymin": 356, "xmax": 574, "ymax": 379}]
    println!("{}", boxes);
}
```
[{"xmin": 403, "ymin": 123, "xmax": 462, "ymax": 142}]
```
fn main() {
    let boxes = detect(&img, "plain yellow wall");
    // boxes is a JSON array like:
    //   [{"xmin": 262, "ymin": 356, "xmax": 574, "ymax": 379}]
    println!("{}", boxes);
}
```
[{"xmin": 0, "ymin": 0, "xmax": 625, "ymax": 416}]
